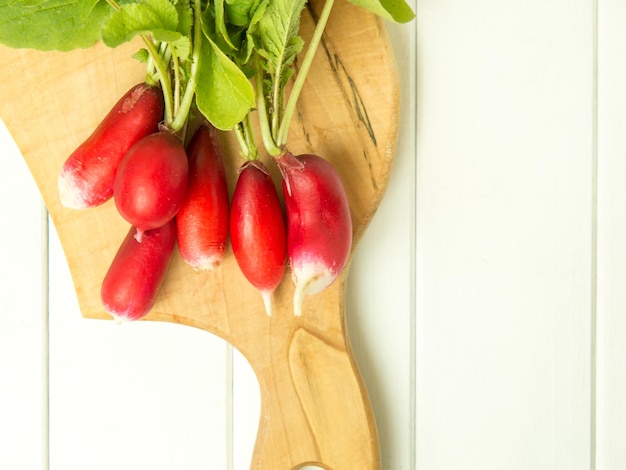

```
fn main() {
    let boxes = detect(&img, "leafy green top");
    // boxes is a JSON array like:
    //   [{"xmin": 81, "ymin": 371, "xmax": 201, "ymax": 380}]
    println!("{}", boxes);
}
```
[
  {"xmin": 0, "ymin": 0, "xmax": 415, "ymax": 151},
  {"xmin": 0, "ymin": 0, "xmax": 111, "ymax": 51}
]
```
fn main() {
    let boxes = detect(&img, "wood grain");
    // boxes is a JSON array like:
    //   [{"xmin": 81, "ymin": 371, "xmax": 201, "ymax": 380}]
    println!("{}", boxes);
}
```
[{"xmin": 0, "ymin": 0, "xmax": 399, "ymax": 468}]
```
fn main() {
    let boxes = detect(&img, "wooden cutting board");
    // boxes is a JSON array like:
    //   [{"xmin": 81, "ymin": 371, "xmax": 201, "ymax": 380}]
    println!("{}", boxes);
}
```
[{"xmin": 0, "ymin": 0, "xmax": 400, "ymax": 468}]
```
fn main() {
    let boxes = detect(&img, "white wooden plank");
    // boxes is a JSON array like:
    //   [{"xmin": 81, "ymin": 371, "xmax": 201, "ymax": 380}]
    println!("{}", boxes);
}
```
[
  {"xmin": 47, "ymin": 216, "xmax": 232, "ymax": 469},
  {"xmin": 0, "ymin": 120, "xmax": 48, "ymax": 469},
  {"xmin": 596, "ymin": 1, "xmax": 626, "ymax": 468},
  {"xmin": 415, "ymin": 1, "xmax": 595, "ymax": 468},
  {"xmin": 232, "ymin": 348, "xmax": 260, "ymax": 470}
]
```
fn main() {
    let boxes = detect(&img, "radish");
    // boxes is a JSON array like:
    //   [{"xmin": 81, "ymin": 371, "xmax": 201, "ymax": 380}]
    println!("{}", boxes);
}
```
[
  {"xmin": 176, "ymin": 124, "xmax": 229, "ymax": 270},
  {"xmin": 101, "ymin": 220, "xmax": 176, "ymax": 322},
  {"xmin": 276, "ymin": 152, "xmax": 352, "ymax": 316},
  {"xmin": 230, "ymin": 160, "xmax": 287, "ymax": 315},
  {"xmin": 114, "ymin": 131, "xmax": 188, "ymax": 242},
  {"xmin": 58, "ymin": 83, "xmax": 164, "ymax": 209}
]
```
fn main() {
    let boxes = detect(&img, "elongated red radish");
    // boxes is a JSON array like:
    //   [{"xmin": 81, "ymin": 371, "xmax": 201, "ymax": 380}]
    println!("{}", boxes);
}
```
[
  {"xmin": 176, "ymin": 124, "xmax": 229, "ymax": 270},
  {"xmin": 230, "ymin": 160, "xmax": 287, "ymax": 315},
  {"xmin": 101, "ymin": 220, "xmax": 176, "ymax": 322},
  {"xmin": 277, "ymin": 152, "xmax": 352, "ymax": 316},
  {"xmin": 114, "ymin": 131, "xmax": 188, "ymax": 242},
  {"xmin": 58, "ymin": 83, "xmax": 164, "ymax": 209}
]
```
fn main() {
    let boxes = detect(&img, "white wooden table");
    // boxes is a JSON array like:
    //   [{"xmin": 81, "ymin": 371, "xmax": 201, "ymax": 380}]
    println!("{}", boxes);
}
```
[{"xmin": 3, "ymin": 0, "xmax": 626, "ymax": 468}]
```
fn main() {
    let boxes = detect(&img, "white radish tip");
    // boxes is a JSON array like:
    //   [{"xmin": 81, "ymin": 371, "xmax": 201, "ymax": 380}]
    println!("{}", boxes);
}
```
[
  {"xmin": 133, "ymin": 228, "xmax": 145, "ymax": 243},
  {"xmin": 58, "ymin": 171, "xmax": 90, "ymax": 209},
  {"xmin": 102, "ymin": 305, "xmax": 132, "ymax": 324},
  {"xmin": 291, "ymin": 263, "xmax": 338, "ymax": 316},
  {"xmin": 106, "ymin": 307, "xmax": 146, "ymax": 323},
  {"xmin": 112, "ymin": 315, "xmax": 130, "ymax": 325},
  {"xmin": 293, "ymin": 282, "xmax": 306, "ymax": 317},
  {"xmin": 260, "ymin": 290, "xmax": 274, "ymax": 316}
]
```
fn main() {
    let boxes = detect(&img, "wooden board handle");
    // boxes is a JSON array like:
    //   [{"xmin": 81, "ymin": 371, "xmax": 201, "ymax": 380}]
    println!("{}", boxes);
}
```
[{"xmin": 249, "ymin": 316, "xmax": 379, "ymax": 469}]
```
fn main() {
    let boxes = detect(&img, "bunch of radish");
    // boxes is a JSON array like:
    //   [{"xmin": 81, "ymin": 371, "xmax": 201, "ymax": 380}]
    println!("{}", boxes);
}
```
[
  {"xmin": 59, "ymin": 87, "xmax": 351, "ymax": 319},
  {"xmin": 51, "ymin": 0, "xmax": 413, "ymax": 320},
  {"xmin": 58, "ymin": 83, "xmax": 230, "ymax": 321}
]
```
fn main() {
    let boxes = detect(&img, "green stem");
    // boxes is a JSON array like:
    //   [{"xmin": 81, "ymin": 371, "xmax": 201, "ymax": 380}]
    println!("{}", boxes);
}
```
[
  {"xmin": 234, "ymin": 123, "xmax": 250, "ymax": 158},
  {"xmin": 105, "ymin": 0, "xmax": 174, "ymax": 123},
  {"xmin": 142, "ymin": 37, "xmax": 175, "ymax": 125},
  {"xmin": 145, "ymin": 63, "xmax": 156, "ymax": 85},
  {"xmin": 170, "ymin": 0, "xmax": 203, "ymax": 133},
  {"xmin": 233, "ymin": 115, "xmax": 258, "ymax": 160},
  {"xmin": 171, "ymin": 49, "xmax": 181, "ymax": 118},
  {"xmin": 145, "ymin": 46, "xmax": 156, "ymax": 84},
  {"xmin": 243, "ymin": 113, "xmax": 259, "ymax": 160},
  {"xmin": 104, "ymin": 0, "xmax": 120, "ymax": 10},
  {"xmin": 255, "ymin": 55, "xmax": 282, "ymax": 156},
  {"xmin": 271, "ymin": 67, "xmax": 282, "ymax": 139},
  {"xmin": 276, "ymin": 0, "xmax": 335, "ymax": 148}
]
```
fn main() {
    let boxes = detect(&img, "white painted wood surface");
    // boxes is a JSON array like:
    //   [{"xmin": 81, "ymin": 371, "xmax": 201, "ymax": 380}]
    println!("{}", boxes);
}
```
[
  {"xmin": 5, "ymin": 0, "xmax": 626, "ymax": 468},
  {"xmin": 415, "ymin": 1, "xmax": 595, "ymax": 469},
  {"xmin": 597, "ymin": 1, "xmax": 626, "ymax": 469}
]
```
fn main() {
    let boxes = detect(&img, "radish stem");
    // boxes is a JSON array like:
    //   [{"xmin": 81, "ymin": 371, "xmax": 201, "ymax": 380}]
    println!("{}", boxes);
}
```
[
  {"xmin": 276, "ymin": 0, "xmax": 335, "ymax": 148},
  {"xmin": 234, "ymin": 124, "xmax": 250, "ymax": 158},
  {"xmin": 170, "ymin": 0, "xmax": 203, "ymax": 134},
  {"xmin": 243, "ymin": 114, "xmax": 259, "ymax": 160},
  {"xmin": 104, "ymin": 0, "xmax": 173, "ymax": 124},
  {"xmin": 255, "ymin": 54, "xmax": 283, "ymax": 156},
  {"xmin": 172, "ymin": 49, "xmax": 181, "ymax": 117},
  {"xmin": 142, "ymin": 38, "xmax": 175, "ymax": 126},
  {"xmin": 234, "ymin": 114, "xmax": 259, "ymax": 161},
  {"xmin": 105, "ymin": 0, "xmax": 202, "ymax": 136}
]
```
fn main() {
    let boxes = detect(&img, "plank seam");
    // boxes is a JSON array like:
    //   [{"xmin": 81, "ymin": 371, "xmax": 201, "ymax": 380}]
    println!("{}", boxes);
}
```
[
  {"xmin": 591, "ymin": 0, "xmax": 599, "ymax": 468},
  {"xmin": 410, "ymin": 1, "xmax": 418, "ymax": 468},
  {"xmin": 43, "ymin": 209, "xmax": 50, "ymax": 470}
]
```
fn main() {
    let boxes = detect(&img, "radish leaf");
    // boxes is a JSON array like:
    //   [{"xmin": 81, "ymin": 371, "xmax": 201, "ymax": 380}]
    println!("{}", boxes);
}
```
[
  {"xmin": 101, "ymin": 0, "xmax": 182, "ymax": 48},
  {"xmin": 0, "ymin": 0, "xmax": 111, "ymax": 51},
  {"xmin": 256, "ymin": 0, "xmax": 306, "ymax": 88},
  {"xmin": 133, "ymin": 48, "xmax": 151, "ymax": 63},
  {"xmin": 254, "ymin": 0, "xmax": 306, "ymax": 140},
  {"xmin": 196, "ymin": 34, "xmax": 255, "ymax": 131},
  {"xmin": 225, "ymin": 0, "xmax": 264, "ymax": 27},
  {"xmin": 214, "ymin": 0, "xmax": 237, "ymax": 50},
  {"xmin": 347, "ymin": 0, "xmax": 415, "ymax": 23},
  {"xmin": 175, "ymin": 0, "xmax": 194, "ymax": 35}
]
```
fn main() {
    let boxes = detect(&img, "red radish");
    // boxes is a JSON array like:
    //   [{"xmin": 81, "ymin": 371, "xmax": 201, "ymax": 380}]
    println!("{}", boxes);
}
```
[
  {"xmin": 58, "ymin": 83, "xmax": 164, "ymax": 209},
  {"xmin": 114, "ymin": 131, "xmax": 188, "ymax": 242},
  {"xmin": 176, "ymin": 124, "xmax": 229, "ymax": 270},
  {"xmin": 101, "ymin": 220, "xmax": 176, "ymax": 322},
  {"xmin": 276, "ymin": 152, "xmax": 352, "ymax": 316},
  {"xmin": 230, "ymin": 160, "xmax": 287, "ymax": 315}
]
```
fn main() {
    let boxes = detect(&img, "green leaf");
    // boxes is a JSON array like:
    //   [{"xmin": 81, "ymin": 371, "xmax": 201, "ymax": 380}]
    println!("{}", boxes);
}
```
[
  {"xmin": 172, "ymin": 36, "xmax": 192, "ymax": 62},
  {"xmin": 0, "ymin": 0, "xmax": 111, "ymax": 51},
  {"xmin": 175, "ymin": 0, "xmax": 193, "ymax": 35},
  {"xmin": 214, "ymin": 0, "xmax": 237, "ymax": 50},
  {"xmin": 224, "ymin": 0, "xmax": 254, "ymax": 27},
  {"xmin": 346, "ymin": 0, "xmax": 415, "ymax": 23},
  {"xmin": 256, "ymin": 0, "xmax": 306, "ymax": 89},
  {"xmin": 248, "ymin": 0, "xmax": 269, "ymax": 27},
  {"xmin": 132, "ymin": 48, "xmax": 150, "ymax": 63},
  {"xmin": 225, "ymin": 0, "xmax": 266, "ymax": 27},
  {"xmin": 101, "ymin": 0, "xmax": 182, "ymax": 48},
  {"xmin": 195, "ymin": 34, "xmax": 255, "ymax": 130},
  {"xmin": 5, "ymin": 0, "xmax": 101, "ymax": 13}
]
